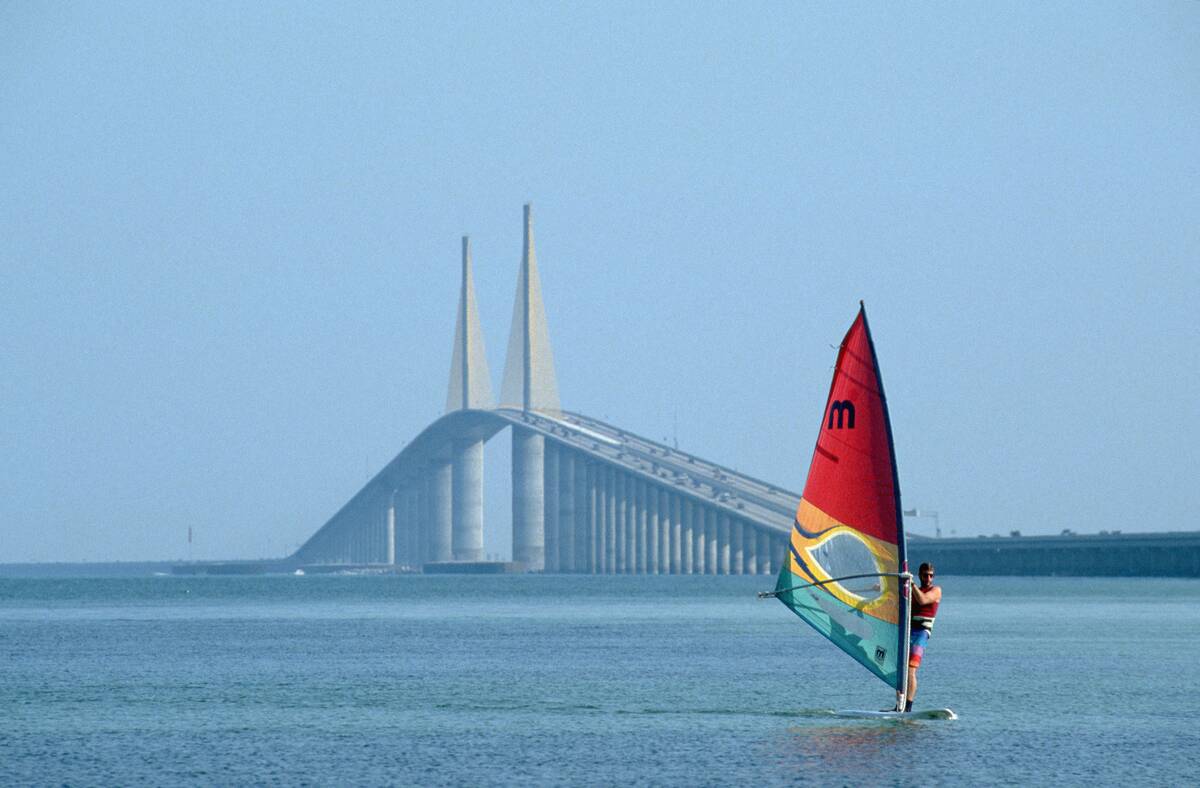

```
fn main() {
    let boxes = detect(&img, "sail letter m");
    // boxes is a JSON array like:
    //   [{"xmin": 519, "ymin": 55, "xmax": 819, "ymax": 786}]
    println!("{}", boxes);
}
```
[{"xmin": 827, "ymin": 400, "xmax": 855, "ymax": 429}]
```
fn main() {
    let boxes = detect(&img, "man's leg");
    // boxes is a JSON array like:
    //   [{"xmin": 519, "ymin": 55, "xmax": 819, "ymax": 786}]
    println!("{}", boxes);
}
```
[{"xmin": 906, "ymin": 666, "xmax": 918, "ymax": 711}]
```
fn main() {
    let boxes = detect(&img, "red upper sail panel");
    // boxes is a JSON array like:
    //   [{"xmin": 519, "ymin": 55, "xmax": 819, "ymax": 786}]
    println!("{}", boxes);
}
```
[{"xmin": 801, "ymin": 306, "xmax": 902, "ymax": 545}]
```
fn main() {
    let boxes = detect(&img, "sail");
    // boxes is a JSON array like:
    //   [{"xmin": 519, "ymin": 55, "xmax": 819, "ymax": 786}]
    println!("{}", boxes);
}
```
[{"xmin": 773, "ymin": 304, "xmax": 909, "ymax": 691}]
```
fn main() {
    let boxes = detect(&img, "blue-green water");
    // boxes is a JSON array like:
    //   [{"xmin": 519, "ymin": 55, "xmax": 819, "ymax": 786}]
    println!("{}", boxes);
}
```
[{"xmin": 1, "ymin": 575, "xmax": 1196, "ymax": 785}]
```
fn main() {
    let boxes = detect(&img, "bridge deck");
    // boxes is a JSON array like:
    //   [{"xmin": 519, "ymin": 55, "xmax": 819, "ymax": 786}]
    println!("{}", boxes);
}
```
[{"xmin": 506, "ymin": 409, "xmax": 799, "ymax": 535}]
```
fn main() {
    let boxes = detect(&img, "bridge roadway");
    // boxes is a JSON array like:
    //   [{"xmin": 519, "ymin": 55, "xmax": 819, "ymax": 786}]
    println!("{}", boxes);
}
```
[
  {"xmin": 291, "ymin": 407, "xmax": 800, "ymax": 572},
  {"xmin": 511, "ymin": 409, "xmax": 800, "ymax": 535}
]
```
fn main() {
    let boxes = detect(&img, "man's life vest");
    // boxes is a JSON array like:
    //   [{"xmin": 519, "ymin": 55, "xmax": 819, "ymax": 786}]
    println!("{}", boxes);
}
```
[{"xmin": 911, "ymin": 587, "xmax": 940, "ymax": 632}]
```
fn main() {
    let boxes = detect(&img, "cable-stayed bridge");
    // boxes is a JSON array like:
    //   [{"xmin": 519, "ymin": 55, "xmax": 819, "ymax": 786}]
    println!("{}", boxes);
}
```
[{"xmin": 292, "ymin": 205, "xmax": 794, "ymax": 574}]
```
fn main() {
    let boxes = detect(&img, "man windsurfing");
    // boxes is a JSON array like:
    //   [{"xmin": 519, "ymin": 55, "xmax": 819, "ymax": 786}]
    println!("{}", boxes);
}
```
[{"xmin": 894, "ymin": 562, "xmax": 941, "ymax": 712}]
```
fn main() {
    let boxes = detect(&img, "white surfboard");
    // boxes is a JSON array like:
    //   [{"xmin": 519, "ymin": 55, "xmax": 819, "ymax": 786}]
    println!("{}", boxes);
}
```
[{"xmin": 833, "ymin": 708, "xmax": 957, "ymax": 720}]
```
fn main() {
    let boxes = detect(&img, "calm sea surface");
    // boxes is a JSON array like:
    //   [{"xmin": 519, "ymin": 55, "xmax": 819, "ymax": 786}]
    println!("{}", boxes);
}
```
[{"xmin": 1, "ymin": 574, "xmax": 1196, "ymax": 785}]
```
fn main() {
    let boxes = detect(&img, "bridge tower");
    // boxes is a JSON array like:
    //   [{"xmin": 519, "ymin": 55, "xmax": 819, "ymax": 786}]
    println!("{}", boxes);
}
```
[
  {"xmin": 500, "ymin": 204, "xmax": 560, "ymax": 570},
  {"xmin": 445, "ymin": 235, "xmax": 492, "ymax": 561}
]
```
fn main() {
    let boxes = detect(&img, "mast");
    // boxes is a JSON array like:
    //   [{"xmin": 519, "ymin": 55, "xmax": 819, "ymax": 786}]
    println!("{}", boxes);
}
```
[{"xmin": 858, "ymin": 301, "xmax": 911, "ymax": 700}]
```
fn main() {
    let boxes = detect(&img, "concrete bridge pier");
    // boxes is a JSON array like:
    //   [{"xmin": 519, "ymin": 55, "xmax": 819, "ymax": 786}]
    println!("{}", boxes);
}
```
[
  {"xmin": 619, "ymin": 467, "xmax": 628, "ymax": 570},
  {"xmin": 429, "ymin": 459, "xmax": 453, "ymax": 562},
  {"xmin": 692, "ymin": 502, "xmax": 706, "ymax": 575},
  {"xmin": 731, "ymin": 519, "xmax": 744, "ymax": 575},
  {"xmin": 411, "ymin": 482, "xmax": 424, "ymax": 566},
  {"xmin": 700, "ymin": 506, "xmax": 710, "ymax": 575},
  {"xmin": 556, "ymin": 448, "xmax": 575, "ymax": 573},
  {"xmin": 512, "ymin": 427, "xmax": 545, "ymax": 570},
  {"xmin": 573, "ymin": 458, "xmax": 589, "ymax": 573},
  {"xmin": 377, "ymin": 502, "xmax": 385, "ymax": 563},
  {"xmin": 452, "ymin": 440, "xmax": 485, "ymax": 561},
  {"xmin": 543, "ymin": 441, "xmax": 559, "ymax": 572},
  {"xmin": 406, "ymin": 484, "xmax": 420, "ymax": 566},
  {"xmin": 718, "ymin": 514, "xmax": 731, "ymax": 574},
  {"xmin": 670, "ymin": 495, "xmax": 682, "ymax": 574},
  {"xmin": 647, "ymin": 485, "xmax": 660, "ymax": 574},
  {"xmin": 594, "ymin": 466, "xmax": 605, "ymax": 574},
  {"xmin": 636, "ymin": 480, "xmax": 648, "ymax": 574},
  {"xmin": 386, "ymin": 492, "xmax": 397, "ymax": 566},
  {"xmin": 744, "ymin": 525, "xmax": 759, "ymax": 575},
  {"xmin": 628, "ymin": 477, "xmax": 638, "ymax": 575},
  {"xmin": 604, "ymin": 467, "xmax": 616, "ymax": 574},
  {"xmin": 372, "ymin": 500, "xmax": 382, "ymax": 564},
  {"xmin": 659, "ymin": 488, "xmax": 671, "ymax": 574},
  {"xmin": 686, "ymin": 501, "xmax": 696, "ymax": 575},
  {"xmin": 590, "ymin": 462, "xmax": 600, "ymax": 573}
]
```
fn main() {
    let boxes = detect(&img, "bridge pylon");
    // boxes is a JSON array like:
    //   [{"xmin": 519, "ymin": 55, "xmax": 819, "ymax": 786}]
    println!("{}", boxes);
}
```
[
  {"xmin": 501, "ymin": 204, "xmax": 560, "ymax": 570},
  {"xmin": 500, "ymin": 204, "xmax": 559, "ymax": 414},
  {"xmin": 445, "ymin": 236, "xmax": 491, "ymax": 561},
  {"xmin": 446, "ymin": 235, "xmax": 493, "ymax": 413}
]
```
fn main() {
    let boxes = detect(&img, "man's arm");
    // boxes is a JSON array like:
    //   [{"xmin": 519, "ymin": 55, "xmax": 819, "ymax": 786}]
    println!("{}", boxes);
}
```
[{"xmin": 912, "ymin": 585, "xmax": 942, "ymax": 605}]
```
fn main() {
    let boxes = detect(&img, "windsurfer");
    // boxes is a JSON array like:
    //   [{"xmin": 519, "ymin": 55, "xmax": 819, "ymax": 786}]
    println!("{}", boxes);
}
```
[{"xmin": 894, "ymin": 562, "xmax": 941, "ymax": 712}]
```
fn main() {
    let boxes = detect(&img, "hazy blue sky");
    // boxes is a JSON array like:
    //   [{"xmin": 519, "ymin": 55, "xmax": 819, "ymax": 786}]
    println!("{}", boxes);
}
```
[{"xmin": 2, "ymin": 3, "xmax": 1197, "ymax": 562}]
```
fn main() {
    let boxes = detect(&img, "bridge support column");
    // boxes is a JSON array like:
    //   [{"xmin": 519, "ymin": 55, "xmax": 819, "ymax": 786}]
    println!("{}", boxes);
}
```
[
  {"xmin": 700, "ymin": 506, "xmax": 710, "ymax": 575},
  {"xmin": 758, "ymin": 530, "xmax": 771, "ymax": 575},
  {"xmin": 686, "ymin": 501, "xmax": 696, "ymax": 575},
  {"xmin": 604, "ymin": 467, "xmax": 616, "ymax": 574},
  {"xmin": 407, "ymin": 485, "xmax": 420, "ymax": 566},
  {"xmin": 744, "ymin": 525, "xmax": 758, "ymax": 575},
  {"xmin": 670, "ymin": 495, "xmax": 682, "ymax": 574},
  {"xmin": 636, "ymin": 480, "xmax": 648, "ymax": 574},
  {"xmin": 731, "ymin": 519, "xmax": 744, "ymax": 575},
  {"xmin": 557, "ymin": 449, "xmax": 575, "ymax": 573},
  {"xmin": 574, "ymin": 458, "xmax": 588, "ymax": 573},
  {"xmin": 379, "ymin": 501, "xmax": 387, "ymax": 564},
  {"xmin": 370, "ymin": 501, "xmax": 379, "ymax": 563},
  {"xmin": 692, "ymin": 503, "xmax": 705, "ymax": 575},
  {"xmin": 717, "ymin": 513, "xmax": 730, "ymax": 575},
  {"xmin": 544, "ymin": 441, "xmax": 559, "ymax": 572},
  {"xmin": 622, "ymin": 474, "xmax": 633, "ymax": 574},
  {"xmin": 387, "ymin": 494, "xmax": 397, "ymax": 566},
  {"xmin": 415, "ymin": 481, "xmax": 426, "ymax": 566},
  {"xmin": 412, "ymin": 482, "xmax": 425, "ymax": 566},
  {"xmin": 512, "ymin": 428, "xmax": 545, "ymax": 570},
  {"xmin": 453, "ymin": 441, "xmax": 484, "ymax": 562},
  {"xmin": 659, "ymin": 488, "xmax": 672, "ymax": 574},
  {"xmin": 429, "ymin": 459, "xmax": 453, "ymax": 563},
  {"xmin": 587, "ymin": 462, "xmax": 599, "ymax": 574},
  {"xmin": 647, "ymin": 485, "xmax": 660, "ymax": 574},
  {"xmin": 614, "ymin": 472, "xmax": 625, "ymax": 573},
  {"xmin": 625, "ymin": 478, "xmax": 636, "ymax": 574},
  {"xmin": 376, "ymin": 499, "xmax": 386, "ymax": 564}
]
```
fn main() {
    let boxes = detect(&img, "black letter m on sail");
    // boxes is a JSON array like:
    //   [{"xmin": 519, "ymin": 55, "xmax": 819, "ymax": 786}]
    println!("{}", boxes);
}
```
[{"xmin": 827, "ymin": 400, "xmax": 855, "ymax": 429}]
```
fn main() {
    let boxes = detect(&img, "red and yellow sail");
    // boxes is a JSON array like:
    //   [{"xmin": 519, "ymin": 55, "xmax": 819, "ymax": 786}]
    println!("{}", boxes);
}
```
[{"xmin": 774, "ymin": 304, "xmax": 909, "ymax": 690}]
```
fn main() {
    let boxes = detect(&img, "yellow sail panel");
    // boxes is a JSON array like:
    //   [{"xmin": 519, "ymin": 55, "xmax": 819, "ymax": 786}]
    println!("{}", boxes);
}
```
[{"xmin": 788, "ymin": 499, "xmax": 902, "ymax": 626}]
